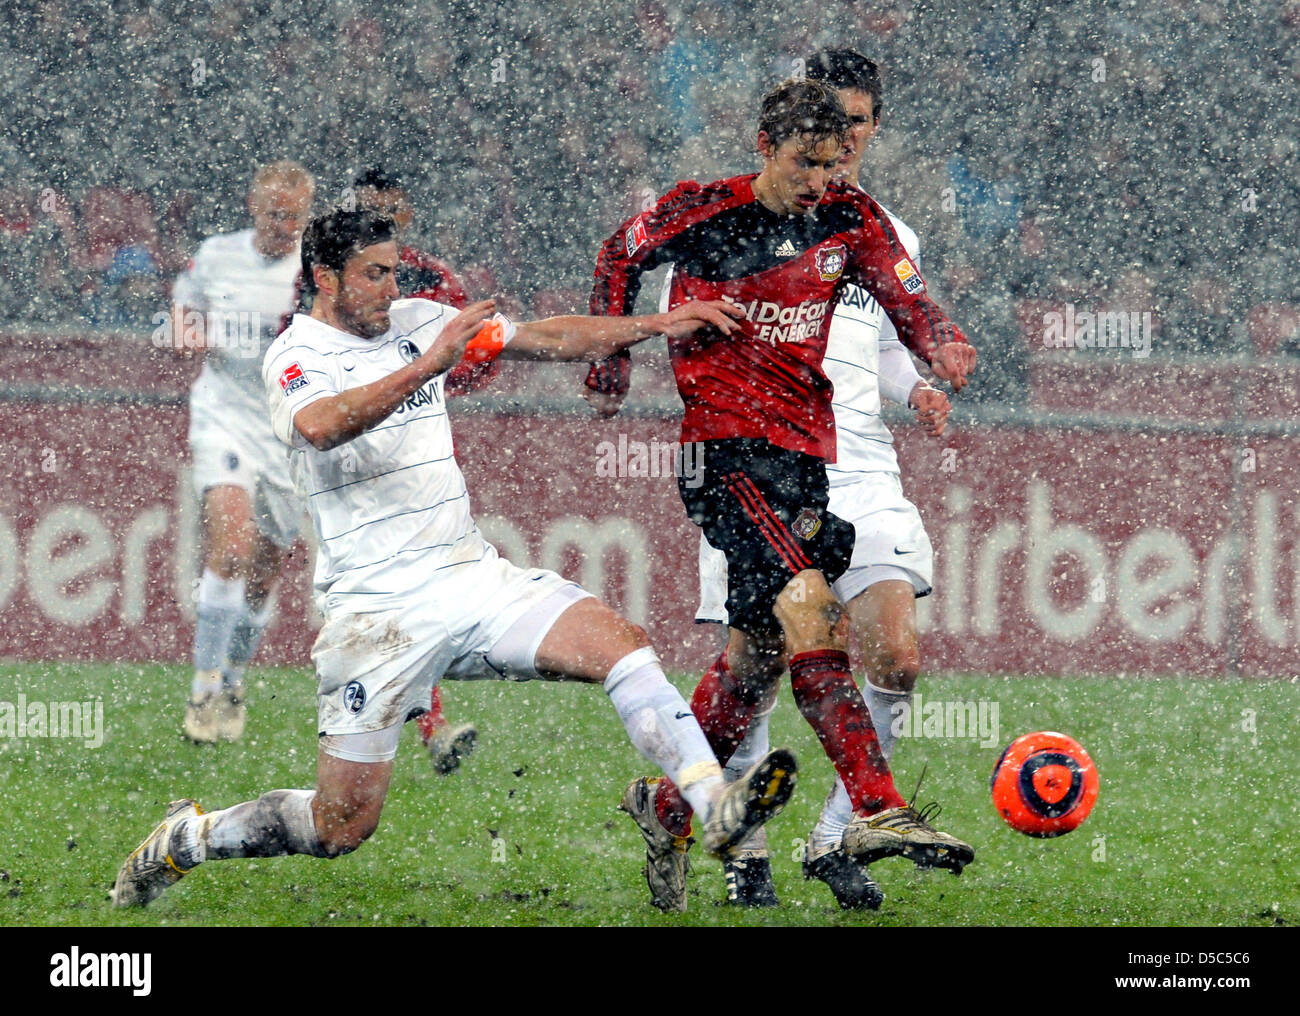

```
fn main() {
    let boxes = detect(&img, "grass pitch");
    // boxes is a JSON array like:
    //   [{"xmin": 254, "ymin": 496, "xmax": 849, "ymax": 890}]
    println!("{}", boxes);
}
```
[{"xmin": 0, "ymin": 662, "xmax": 1296, "ymax": 927}]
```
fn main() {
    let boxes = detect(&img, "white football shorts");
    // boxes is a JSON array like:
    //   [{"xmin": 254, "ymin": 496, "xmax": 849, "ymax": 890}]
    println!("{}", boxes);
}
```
[
  {"xmin": 314, "ymin": 548, "xmax": 591, "ymax": 761},
  {"xmin": 696, "ymin": 471, "xmax": 933, "ymax": 623},
  {"xmin": 189, "ymin": 376, "xmax": 302, "ymax": 549}
]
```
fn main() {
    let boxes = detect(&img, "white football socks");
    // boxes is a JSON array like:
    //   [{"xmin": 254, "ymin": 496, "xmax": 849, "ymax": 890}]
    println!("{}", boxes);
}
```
[
  {"xmin": 223, "ymin": 600, "xmax": 274, "ymax": 688},
  {"xmin": 721, "ymin": 682, "xmax": 779, "ymax": 783},
  {"xmin": 603, "ymin": 647, "xmax": 725, "ymax": 823},
  {"xmin": 192, "ymin": 568, "xmax": 245, "ymax": 697},
  {"xmin": 173, "ymin": 789, "xmax": 327, "ymax": 867},
  {"xmin": 862, "ymin": 680, "xmax": 912, "ymax": 763},
  {"xmin": 720, "ymin": 683, "xmax": 778, "ymax": 855}
]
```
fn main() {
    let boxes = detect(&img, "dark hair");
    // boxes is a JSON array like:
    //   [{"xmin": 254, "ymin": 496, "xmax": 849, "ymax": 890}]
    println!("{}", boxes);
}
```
[
  {"xmin": 353, "ymin": 166, "xmax": 403, "ymax": 191},
  {"xmin": 300, "ymin": 208, "xmax": 396, "ymax": 296},
  {"xmin": 757, "ymin": 79, "xmax": 851, "ymax": 152},
  {"xmin": 805, "ymin": 49, "xmax": 883, "ymax": 121}
]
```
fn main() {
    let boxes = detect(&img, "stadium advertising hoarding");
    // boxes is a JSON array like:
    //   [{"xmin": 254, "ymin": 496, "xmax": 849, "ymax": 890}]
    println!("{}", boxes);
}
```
[{"xmin": 1, "ymin": 379, "xmax": 1295, "ymax": 678}]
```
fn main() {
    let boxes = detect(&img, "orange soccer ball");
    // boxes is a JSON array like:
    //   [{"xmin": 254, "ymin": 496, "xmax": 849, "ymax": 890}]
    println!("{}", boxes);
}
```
[{"xmin": 990, "ymin": 731, "xmax": 1099, "ymax": 837}]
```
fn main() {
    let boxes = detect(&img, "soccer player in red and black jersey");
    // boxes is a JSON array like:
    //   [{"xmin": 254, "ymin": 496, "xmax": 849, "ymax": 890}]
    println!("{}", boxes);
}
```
[
  {"xmin": 589, "ymin": 80, "xmax": 976, "ymax": 912},
  {"xmin": 353, "ymin": 168, "xmax": 485, "ymax": 775}
]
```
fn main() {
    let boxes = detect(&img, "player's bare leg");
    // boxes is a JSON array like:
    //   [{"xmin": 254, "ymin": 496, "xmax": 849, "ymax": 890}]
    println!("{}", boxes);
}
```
[
  {"xmin": 804, "ymin": 580, "xmax": 920, "ymax": 824},
  {"xmin": 770, "ymin": 568, "xmax": 907, "ymax": 812},
  {"xmin": 772, "ymin": 569, "xmax": 971, "ymax": 874},
  {"xmin": 531, "ymin": 597, "xmax": 795, "ymax": 911},
  {"xmin": 797, "ymin": 580, "xmax": 918, "ymax": 905},
  {"xmin": 647, "ymin": 624, "xmax": 784, "ymax": 836},
  {"xmin": 855, "ymin": 580, "xmax": 921, "ymax": 692},
  {"xmin": 187, "ymin": 485, "xmax": 257, "ymax": 743},
  {"xmin": 112, "ymin": 748, "xmax": 393, "ymax": 906}
]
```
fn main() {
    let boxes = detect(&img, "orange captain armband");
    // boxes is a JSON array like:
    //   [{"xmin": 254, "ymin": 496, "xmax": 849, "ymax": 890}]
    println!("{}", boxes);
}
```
[{"xmin": 462, "ymin": 318, "xmax": 509, "ymax": 365}]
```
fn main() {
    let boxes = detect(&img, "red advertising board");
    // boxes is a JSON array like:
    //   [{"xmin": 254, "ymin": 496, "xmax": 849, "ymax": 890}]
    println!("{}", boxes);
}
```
[{"xmin": 1, "ymin": 387, "xmax": 1296, "ymax": 678}]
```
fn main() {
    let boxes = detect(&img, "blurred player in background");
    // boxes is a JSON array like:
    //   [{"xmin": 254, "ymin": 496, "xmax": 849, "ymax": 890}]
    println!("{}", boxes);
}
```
[
  {"xmin": 351, "ymin": 167, "xmax": 482, "ymax": 774},
  {"xmin": 172, "ymin": 160, "xmax": 314, "ymax": 744},
  {"xmin": 588, "ymin": 79, "xmax": 975, "ymax": 912},
  {"xmin": 113, "ymin": 208, "xmax": 797, "ymax": 908},
  {"xmin": 697, "ymin": 50, "xmax": 970, "ymax": 909}
]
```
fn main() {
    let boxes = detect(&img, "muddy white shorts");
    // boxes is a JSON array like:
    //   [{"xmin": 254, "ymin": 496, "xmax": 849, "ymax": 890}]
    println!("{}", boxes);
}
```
[
  {"xmin": 189, "ymin": 380, "xmax": 301, "ymax": 549},
  {"xmin": 314, "ymin": 550, "xmax": 590, "ymax": 761}
]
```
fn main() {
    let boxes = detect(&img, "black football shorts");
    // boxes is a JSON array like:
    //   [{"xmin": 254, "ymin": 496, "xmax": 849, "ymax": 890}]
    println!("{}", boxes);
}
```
[{"xmin": 678, "ymin": 438, "xmax": 854, "ymax": 638}]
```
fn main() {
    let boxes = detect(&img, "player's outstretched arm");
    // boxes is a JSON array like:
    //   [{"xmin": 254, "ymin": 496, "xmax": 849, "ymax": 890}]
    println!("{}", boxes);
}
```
[
  {"xmin": 501, "ymin": 300, "xmax": 742, "ymax": 362},
  {"xmin": 293, "ymin": 300, "xmax": 496, "ymax": 450}
]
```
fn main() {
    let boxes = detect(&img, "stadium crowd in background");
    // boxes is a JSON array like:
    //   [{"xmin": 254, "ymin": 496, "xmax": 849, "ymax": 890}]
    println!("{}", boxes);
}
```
[{"xmin": 2, "ymin": 0, "xmax": 1296, "ymax": 395}]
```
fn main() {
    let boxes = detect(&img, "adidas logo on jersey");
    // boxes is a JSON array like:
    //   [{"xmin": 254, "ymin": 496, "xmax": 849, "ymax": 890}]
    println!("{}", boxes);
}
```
[{"xmin": 775, "ymin": 239, "xmax": 798, "ymax": 257}]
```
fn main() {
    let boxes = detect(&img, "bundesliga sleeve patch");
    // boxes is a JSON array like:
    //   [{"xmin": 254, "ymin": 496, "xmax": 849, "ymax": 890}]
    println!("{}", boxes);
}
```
[
  {"xmin": 278, "ymin": 362, "xmax": 310, "ymax": 394},
  {"xmin": 625, "ymin": 216, "xmax": 649, "ymax": 257},
  {"xmin": 894, "ymin": 258, "xmax": 925, "ymax": 295}
]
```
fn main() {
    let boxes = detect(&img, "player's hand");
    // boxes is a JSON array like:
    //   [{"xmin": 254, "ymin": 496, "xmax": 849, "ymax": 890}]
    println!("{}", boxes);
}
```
[
  {"xmin": 424, "ymin": 299, "xmax": 496, "ymax": 371},
  {"xmin": 909, "ymin": 382, "xmax": 950, "ymax": 437},
  {"xmin": 583, "ymin": 388, "xmax": 627, "ymax": 418},
  {"xmin": 929, "ymin": 341, "xmax": 976, "ymax": 391},
  {"xmin": 651, "ymin": 300, "xmax": 744, "ymax": 340}
]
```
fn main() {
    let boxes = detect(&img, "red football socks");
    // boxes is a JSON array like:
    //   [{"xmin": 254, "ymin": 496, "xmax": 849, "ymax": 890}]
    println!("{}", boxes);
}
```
[
  {"xmin": 417, "ymin": 685, "xmax": 447, "ymax": 745},
  {"xmin": 653, "ymin": 650, "xmax": 763, "ymax": 837},
  {"xmin": 789, "ymin": 649, "xmax": 906, "ymax": 814}
]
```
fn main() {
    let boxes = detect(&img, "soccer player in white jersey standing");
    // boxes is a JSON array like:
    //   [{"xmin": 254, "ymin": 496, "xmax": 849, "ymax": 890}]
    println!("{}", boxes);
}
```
[
  {"xmin": 697, "ymin": 50, "xmax": 976, "ymax": 908},
  {"xmin": 112, "ymin": 208, "xmax": 799, "ymax": 908},
  {"xmin": 171, "ymin": 160, "xmax": 315, "ymax": 744}
]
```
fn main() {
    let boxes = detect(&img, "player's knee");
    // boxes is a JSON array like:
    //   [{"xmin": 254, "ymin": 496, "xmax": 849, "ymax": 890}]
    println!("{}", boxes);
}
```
[
  {"xmin": 316, "ymin": 811, "xmax": 381, "ymax": 857},
  {"xmin": 774, "ymin": 572, "xmax": 844, "ymax": 652},
  {"xmin": 868, "ymin": 638, "xmax": 920, "ymax": 691},
  {"xmin": 312, "ymin": 791, "xmax": 384, "ymax": 857},
  {"xmin": 727, "ymin": 630, "xmax": 785, "ymax": 688},
  {"xmin": 874, "ymin": 652, "xmax": 920, "ymax": 692},
  {"xmin": 731, "ymin": 648, "xmax": 784, "ymax": 693}
]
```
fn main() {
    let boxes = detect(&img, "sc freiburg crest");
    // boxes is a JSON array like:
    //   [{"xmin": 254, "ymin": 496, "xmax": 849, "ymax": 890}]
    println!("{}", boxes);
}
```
[{"xmin": 343, "ymin": 681, "xmax": 367, "ymax": 714}]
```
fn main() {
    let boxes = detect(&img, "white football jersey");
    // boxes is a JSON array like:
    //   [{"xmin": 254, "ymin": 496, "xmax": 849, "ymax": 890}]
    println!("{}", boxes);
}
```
[
  {"xmin": 263, "ymin": 299, "xmax": 515, "ymax": 614},
  {"xmin": 174, "ymin": 228, "xmax": 301, "ymax": 424},
  {"xmin": 824, "ymin": 208, "xmax": 922, "ymax": 483}
]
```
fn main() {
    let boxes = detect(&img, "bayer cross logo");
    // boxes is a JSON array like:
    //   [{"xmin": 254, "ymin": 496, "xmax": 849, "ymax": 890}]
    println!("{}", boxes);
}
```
[
  {"xmin": 397, "ymin": 339, "xmax": 420, "ymax": 363},
  {"xmin": 792, "ymin": 508, "xmax": 822, "ymax": 540},
  {"xmin": 343, "ymin": 681, "xmax": 366, "ymax": 714}
]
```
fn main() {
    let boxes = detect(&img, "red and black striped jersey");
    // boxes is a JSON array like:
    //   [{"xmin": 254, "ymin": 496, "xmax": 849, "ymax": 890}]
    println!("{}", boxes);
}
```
[{"xmin": 589, "ymin": 174, "xmax": 967, "ymax": 461}]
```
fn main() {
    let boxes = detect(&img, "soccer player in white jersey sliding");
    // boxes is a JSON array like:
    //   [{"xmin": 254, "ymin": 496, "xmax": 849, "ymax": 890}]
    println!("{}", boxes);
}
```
[
  {"xmin": 171, "ymin": 160, "xmax": 315, "ymax": 744},
  {"xmin": 698, "ymin": 50, "xmax": 976, "ymax": 908},
  {"xmin": 112, "ymin": 208, "xmax": 797, "ymax": 908}
]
